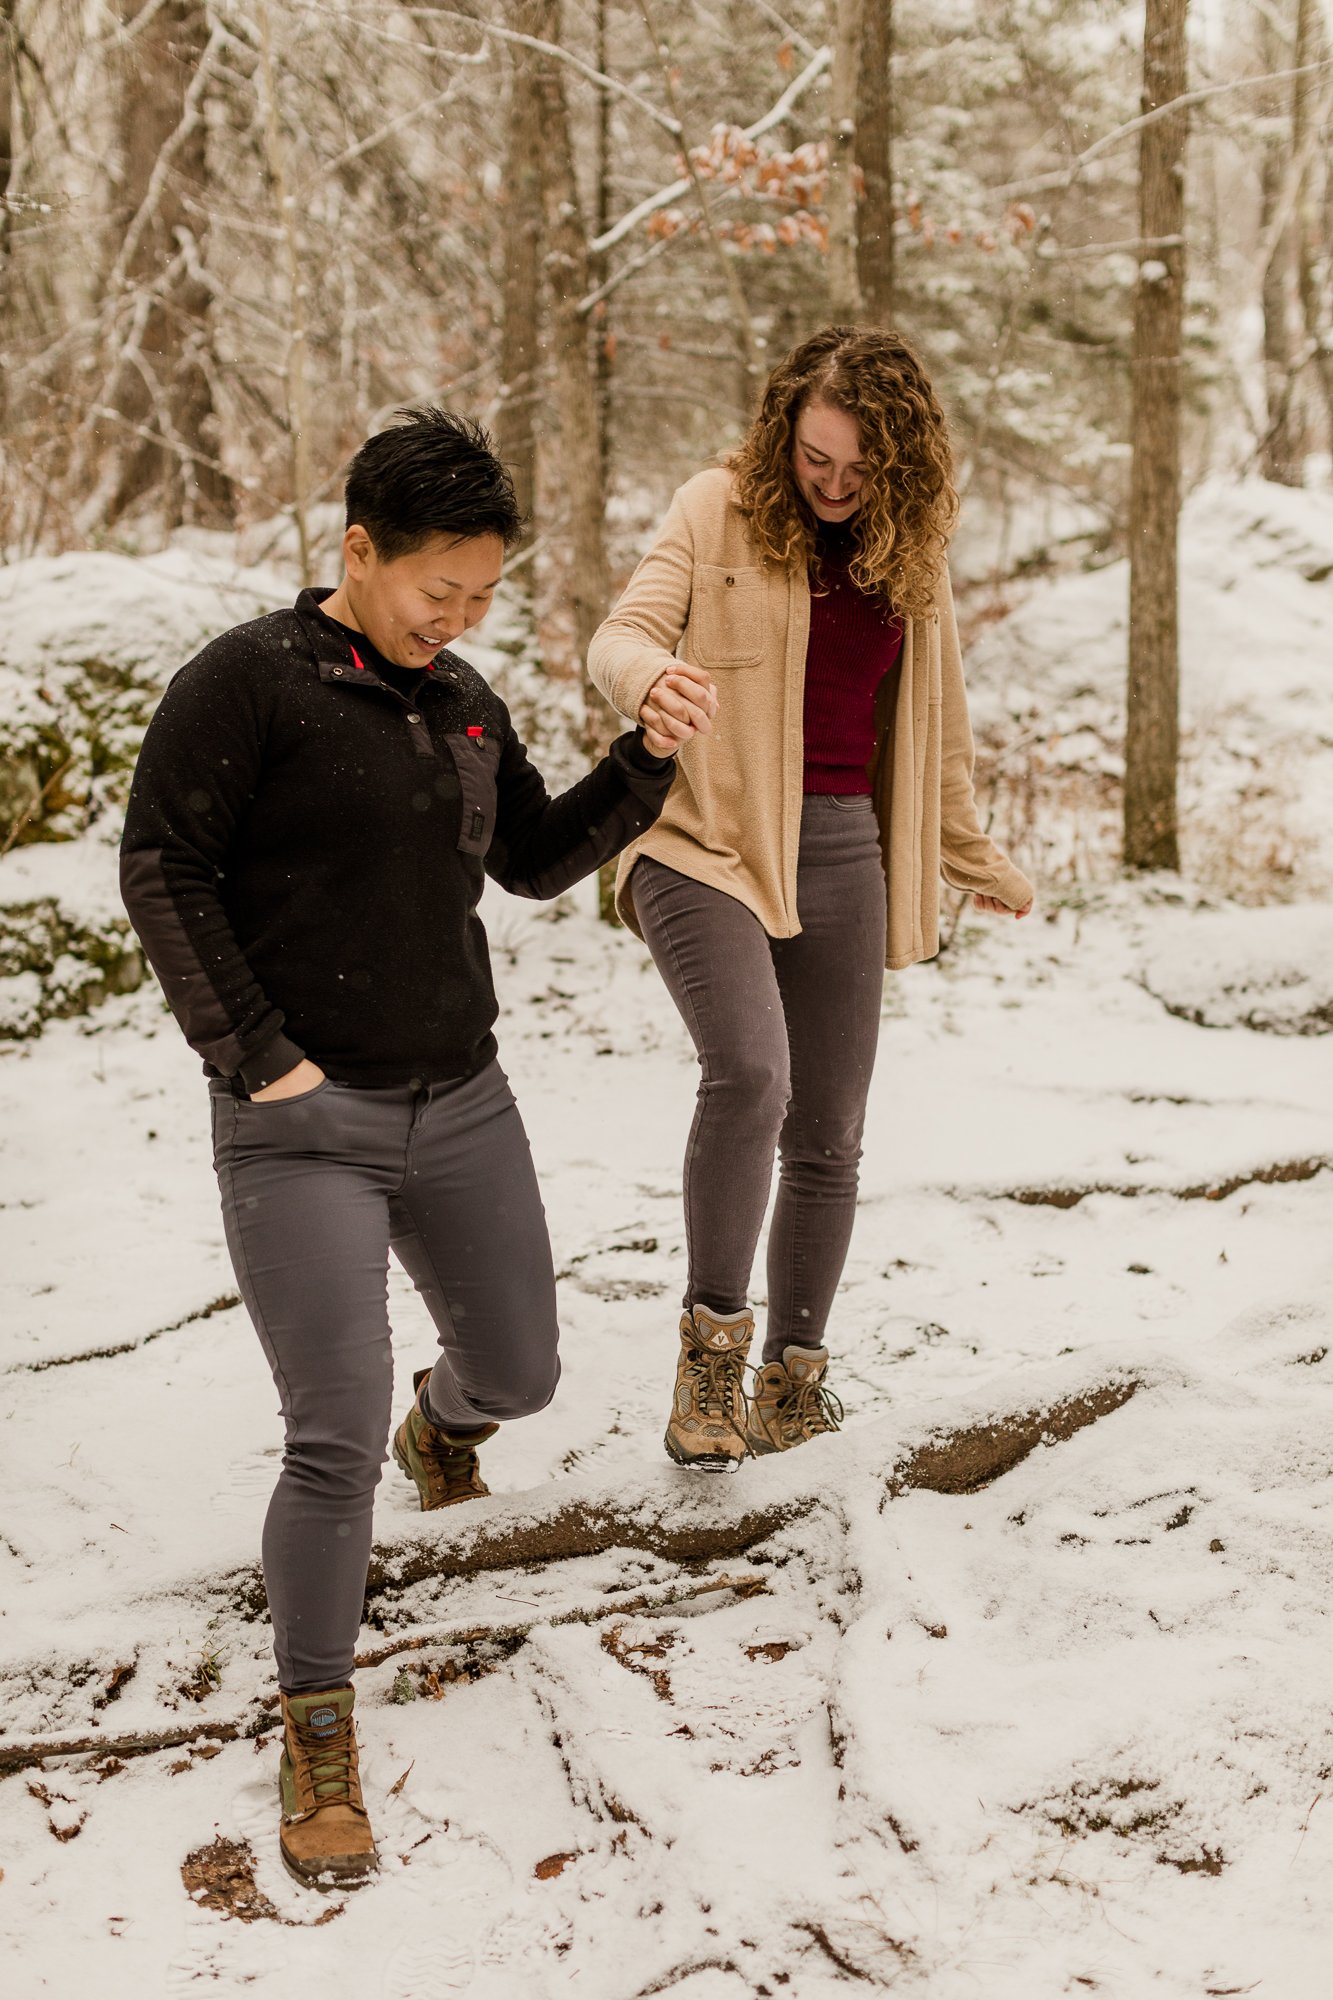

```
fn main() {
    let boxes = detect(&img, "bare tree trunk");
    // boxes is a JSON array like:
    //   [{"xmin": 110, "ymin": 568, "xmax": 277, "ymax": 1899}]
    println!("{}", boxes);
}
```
[
  {"xmin": 1292, "ymin": 0, "xmax": 1333, "ymax": 450},
  {"xmin": 105, "ymin": 1, "xmax": 232, "ymax": 530},
  {"xmin": 1124, "ymin": 0, "xmax": 1188, "ymax": 874},
  {"xmin": 0, "ymin": 0, "xmax": 14, "ymax": 410},
  {"xmin": 530, "ymin": 0, "xmax": 614, "ymax": 753},
  {"xmin": 856, "ymin": 0, "xmax": 894, "ymax": 325},
  {"xmin": 592, "ymin": 0, "xmax": 613, "ymax": 491},
  {"xmin": 255, "ymin": 0, "xmax": 312, "ymax": 583},
  {"xmin": 1260, "ymin": 141, "xmax": 1303, "ymax": 484},
  {"xmin": 496, "ymin": 1, "xmax": 543, "ymax": 536},
  {"xmin": 0, "ymin": 1, "xmax": 13, "ymax": 261},
  {"xmin": 826, "ymin": 0, "xmax": 864, "ymax": 322}
]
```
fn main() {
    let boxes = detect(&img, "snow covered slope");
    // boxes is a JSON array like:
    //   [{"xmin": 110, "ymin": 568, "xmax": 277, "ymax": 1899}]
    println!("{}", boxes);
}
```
[
  {"xmin": 2, "ymin": 487, "xmax": 1332, "ymax": 1994},
  {"xmin": 963, "ymin": 478, "xmax": 1333, "ymax": 897},
  {"xmin": 2, "ymin": 882, "xmax": 1331, "ymax": 1997}
]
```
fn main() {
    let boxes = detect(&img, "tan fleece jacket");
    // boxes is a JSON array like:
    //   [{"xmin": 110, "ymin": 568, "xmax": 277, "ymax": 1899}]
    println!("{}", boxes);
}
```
[{"xmin": 587, "ymin": 467, "xmax": 1034, "ymax": 969}]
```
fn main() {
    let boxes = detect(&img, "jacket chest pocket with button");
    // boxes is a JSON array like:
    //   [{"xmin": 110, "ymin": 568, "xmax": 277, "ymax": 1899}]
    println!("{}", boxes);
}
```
[
  {"xmin": 443, "ymin": 732, "xmax": 501, "ymax": 856},
  {"xmin": 687, "ymin": 563, "xmax": 766, "ymax": 667}
]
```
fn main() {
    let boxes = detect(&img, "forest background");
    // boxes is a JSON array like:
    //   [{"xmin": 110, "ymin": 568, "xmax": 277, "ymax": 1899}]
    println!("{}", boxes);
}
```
[
  {"xmin": 2, "ymin": 0, "xmax": 1330, "ymax": 901},
  {"xmin": 3, "ymin": 7, "xmax": 1333, "ymax": 1994}
]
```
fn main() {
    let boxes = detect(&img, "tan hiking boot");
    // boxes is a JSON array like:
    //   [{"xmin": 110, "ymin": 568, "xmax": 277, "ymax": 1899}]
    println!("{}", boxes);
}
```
[
  {"xmin": 664, "ymin": 1305, "xmax": 754, "ymax": 1472},
  {"xmin": 392, "ymin": 1368, "xmax": 498, "ymax": 1512},
  {"xmin": 278, "ymin": 1686, "xmax": 377, "ymax": 1890},
  {"xmin": 747, "ymin": 1345, "xmax": 844, "ymax": 1456}
]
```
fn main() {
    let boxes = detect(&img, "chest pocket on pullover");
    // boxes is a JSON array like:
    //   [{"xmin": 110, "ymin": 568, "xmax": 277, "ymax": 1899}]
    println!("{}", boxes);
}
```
[
  {"xmin": 688, "ymin": 564, "xmax": 765, "ymax": 667},
  {"xmin": 444, "ymin": 731, "xmax": 502, "ymax": 856}
]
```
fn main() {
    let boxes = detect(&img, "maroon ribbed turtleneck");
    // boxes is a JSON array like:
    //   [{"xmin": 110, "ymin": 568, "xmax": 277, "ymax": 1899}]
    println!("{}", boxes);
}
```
[{"xmin": 802, "ymin": 521, "xmax": 904, "ymax": 795}]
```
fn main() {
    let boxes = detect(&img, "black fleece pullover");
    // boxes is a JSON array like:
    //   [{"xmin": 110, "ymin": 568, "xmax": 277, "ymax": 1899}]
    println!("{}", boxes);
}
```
[{"xmin": 120, "ymin": 588, "xmax": 675, "ymax": 1091}]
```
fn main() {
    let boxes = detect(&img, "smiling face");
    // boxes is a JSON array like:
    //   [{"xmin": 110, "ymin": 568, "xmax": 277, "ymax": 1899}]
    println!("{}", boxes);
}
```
[
  {"xmin": 336, "ymin": 526, "xmax": 504, "ymax": 666},
  {"xmin": 791, "ymin": 398, "xmax": 867, "ymax": 523}
]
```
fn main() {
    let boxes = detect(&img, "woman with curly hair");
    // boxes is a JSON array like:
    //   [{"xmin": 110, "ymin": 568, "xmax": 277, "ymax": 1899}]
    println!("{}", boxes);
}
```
[{"xmin": 588, "ymin": 325, "xmax": 1034, "ymax": 1471}]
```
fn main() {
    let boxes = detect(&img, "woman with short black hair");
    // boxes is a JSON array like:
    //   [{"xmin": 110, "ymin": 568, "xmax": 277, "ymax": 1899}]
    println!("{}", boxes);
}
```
[{"xmin": 120, "ymin": 408, "xmax": 715, "ymax": 1888}]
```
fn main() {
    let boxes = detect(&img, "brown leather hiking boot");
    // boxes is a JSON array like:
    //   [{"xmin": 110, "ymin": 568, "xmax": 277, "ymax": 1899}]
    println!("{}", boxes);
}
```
[
  {"xmin": 664, "ymin": 1305, "xmax": 753, "ymax": 1472},
  {"xmin": 392, "ymin": 1368, "xmax": 498, "ymax": 1511},
  {"xmin": 747, "ymin": 1344, "xmax": 844, "ymax": 1455},
  {"xmin": 278, "ymin": 1686, "xmax": 377, "ymax": 1890}
]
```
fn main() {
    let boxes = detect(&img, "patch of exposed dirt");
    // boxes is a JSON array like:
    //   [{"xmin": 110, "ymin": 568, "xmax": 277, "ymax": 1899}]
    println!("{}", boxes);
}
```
[
  {"xmin": 534, "ymin": 1850, "xmax": 579, "ymax": 1879},
  {"xmin": 180, "ymin": 1835, "xmax": 341, "ymax": 1924},
  {"xmin": 886, "ymin": 1379, "xmax": 1139, "ymax": 1499},
  {"xmin": 15, "ymin": 1293, "xmax": 241, "ymax": 1374},
  {"xmin": 997, "ymin": 1157, "xmax": 1329, "ymax": 1207}
]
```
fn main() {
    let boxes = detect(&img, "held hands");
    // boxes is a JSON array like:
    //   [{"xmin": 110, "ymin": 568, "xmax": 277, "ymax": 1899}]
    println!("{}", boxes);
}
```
[
  {"xmin": 639, "ymin": 660, "xmax": 719, "ymax": 757},
  {"xmin": 250, "ymin": 1058, "xmax": 326, "ymax": 1102},
  {"xmin": 973, "ymin": 894, "xmax": 1034, "ymax": 919}
]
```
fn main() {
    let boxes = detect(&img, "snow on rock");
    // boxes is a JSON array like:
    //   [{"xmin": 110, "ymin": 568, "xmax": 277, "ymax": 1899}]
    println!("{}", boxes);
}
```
[
  {"xmin": 0, "ymin": 546, "xmax": 292, "ymax": 1030},
  {"xmin": 0, "ymin": 547, "xmax": 289, "ymax": 845},
  {"xmin": 1139, "ymin": 901, "xmax": 1333, "ymax": 1034},
  {"xmin": 0, "ymin": 545, "xmax": 292, "ymax": 688}
]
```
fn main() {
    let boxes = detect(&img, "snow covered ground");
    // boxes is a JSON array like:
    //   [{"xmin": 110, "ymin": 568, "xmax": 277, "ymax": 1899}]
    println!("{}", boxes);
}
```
[{"xmin": 2, "ymin": 484, "xmax": 1332, "ymax": 1996}]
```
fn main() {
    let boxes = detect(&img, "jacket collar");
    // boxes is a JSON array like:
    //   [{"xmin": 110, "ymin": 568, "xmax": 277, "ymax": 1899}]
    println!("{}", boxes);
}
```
[{"xmin": 292, "ymin": 588, "xmax": 462, "ymax": 691}]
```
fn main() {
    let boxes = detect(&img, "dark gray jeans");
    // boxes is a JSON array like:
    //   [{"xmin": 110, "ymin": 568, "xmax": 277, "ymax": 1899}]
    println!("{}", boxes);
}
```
[
  {"xmin": 632, "ymin": 794, "xmax": 887, "ymax": 1361},
  {"xmin": 210, "ymin": 1059, "xmax": 559, "ymax": 1692}
]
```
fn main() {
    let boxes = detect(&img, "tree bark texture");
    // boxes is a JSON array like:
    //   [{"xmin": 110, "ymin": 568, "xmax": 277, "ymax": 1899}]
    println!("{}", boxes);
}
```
[
  {"xmin": 530, "ymin": 0, "xmax": 617, "ymax": 758},
  {"xmin": 496, "ymin": 1, "xmax": 544, "ymax": 535},
  {"xmin": 1292, "ymin": 0, "xmax": 1333, "ymax": 452},
  {"xmin": 855, "ymin": 0, "xmax": 895, "ymax": 324},
  {"xmin": 1124, "ymin": 0, "xmax": 1188, "ymax": 874},
  {"xmin": 826, "ymin": 0, "xmax": 864, "ymax": 322},
  {"xmin": 1259, "ymin": 136, "xmax": 1302, "ymax": 485},
  {"xmin": 106, "ymin": 1, "xmax": 232, "ymax": 530}
]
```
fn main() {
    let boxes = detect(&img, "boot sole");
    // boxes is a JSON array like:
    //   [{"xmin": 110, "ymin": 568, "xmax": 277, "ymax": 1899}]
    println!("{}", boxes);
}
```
[
  {"xmin": 663, "ymin": 1430, "xmax": 744, "ymax": 1473},
  {"xmin": 280, "ymin": 1843, "xmax": 378, "ymax": 1892}
]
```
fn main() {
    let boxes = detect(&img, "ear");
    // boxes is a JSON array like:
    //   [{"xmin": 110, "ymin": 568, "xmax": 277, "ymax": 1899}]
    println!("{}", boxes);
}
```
[{"xmin": 342, "ymin": 524, "xmax": 375, "ymax": 580}]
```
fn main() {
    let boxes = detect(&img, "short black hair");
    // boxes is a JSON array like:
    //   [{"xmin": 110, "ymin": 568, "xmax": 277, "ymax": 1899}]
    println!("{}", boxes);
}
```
[{"xmin": 344, "ymin": 406, "xmax": 524, "ymax": 560}]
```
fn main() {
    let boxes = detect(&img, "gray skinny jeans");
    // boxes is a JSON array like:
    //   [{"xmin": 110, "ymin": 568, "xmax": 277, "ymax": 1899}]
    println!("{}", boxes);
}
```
[
  {"xmin": 210, "ymin": 1059, "xmax": 559, "ymax": 1692},
  {"xmin": 631, "ymin": 794, "xmax": 887, "ymax": 1361}
]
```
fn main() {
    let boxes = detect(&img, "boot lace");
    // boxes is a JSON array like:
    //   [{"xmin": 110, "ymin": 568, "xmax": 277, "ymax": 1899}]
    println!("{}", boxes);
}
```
[
  {"xmin": 780, "ymin": 1373, "xmax": 844, "ymax": 1445},
  {"xmin": 292, "ymin": 1712, "xmax": 360, "ymax": 1808},
  {"xmin": 686, "ymin": 1344, "xmax": 750, "ymax": 1443},
  {"xmin": 423, "ymin": 1430, "xmax": 485, "ymax": 1494}
]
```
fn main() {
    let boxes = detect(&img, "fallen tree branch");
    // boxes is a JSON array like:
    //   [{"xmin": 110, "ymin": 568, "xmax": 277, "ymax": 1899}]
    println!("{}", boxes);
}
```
[
  {"xmin": 0, "ymin": 1714, "xmax": 274, "ymax": 1780},
  {"xmin": 353, "ymin": 1569, "xmax": 769, "ymax": 1669},
  {"xmin": 0, "ymin": 1573, "xmax": 768, "ymax": 1776},
  {"xmin": 215, "ymin": 1374, "xmax": 1142, "ymax": 1620},
  {"xmin": 5, "ymin": 1377, "xmax": 1142, "ymax": 1775}
]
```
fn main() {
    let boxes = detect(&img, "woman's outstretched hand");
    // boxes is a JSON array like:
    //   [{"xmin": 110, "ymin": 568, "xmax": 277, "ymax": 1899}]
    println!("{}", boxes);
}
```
[
  {"xmin": 973, "ymin": 894, "xmax": 1033, "ymax": 919},
  {"xmin": 639, "ymin": 661, "xmax": 719, "ymax": 757}
]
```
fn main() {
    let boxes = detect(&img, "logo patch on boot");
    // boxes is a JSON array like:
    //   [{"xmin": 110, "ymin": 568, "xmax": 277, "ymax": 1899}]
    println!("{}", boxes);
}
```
[{"xmin": 308, "ymin": 1706, "xmax": 338, "ymax": 1731}]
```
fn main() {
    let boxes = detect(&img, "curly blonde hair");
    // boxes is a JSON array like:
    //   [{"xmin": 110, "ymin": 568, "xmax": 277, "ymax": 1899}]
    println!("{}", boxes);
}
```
[{"xmin": 725, "ymin": 324, "xmax": 958, "ymax": 619}]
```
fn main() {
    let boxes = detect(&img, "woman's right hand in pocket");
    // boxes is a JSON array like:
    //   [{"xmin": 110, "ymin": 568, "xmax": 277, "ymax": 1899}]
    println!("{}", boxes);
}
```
[
  {"xmin": 639, "ymin": 661, "xmax": 718, "ymax": 754},
  {"xmin": 250, "ymin": 1058, "xmax": 326, "ymax": 1103}
]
